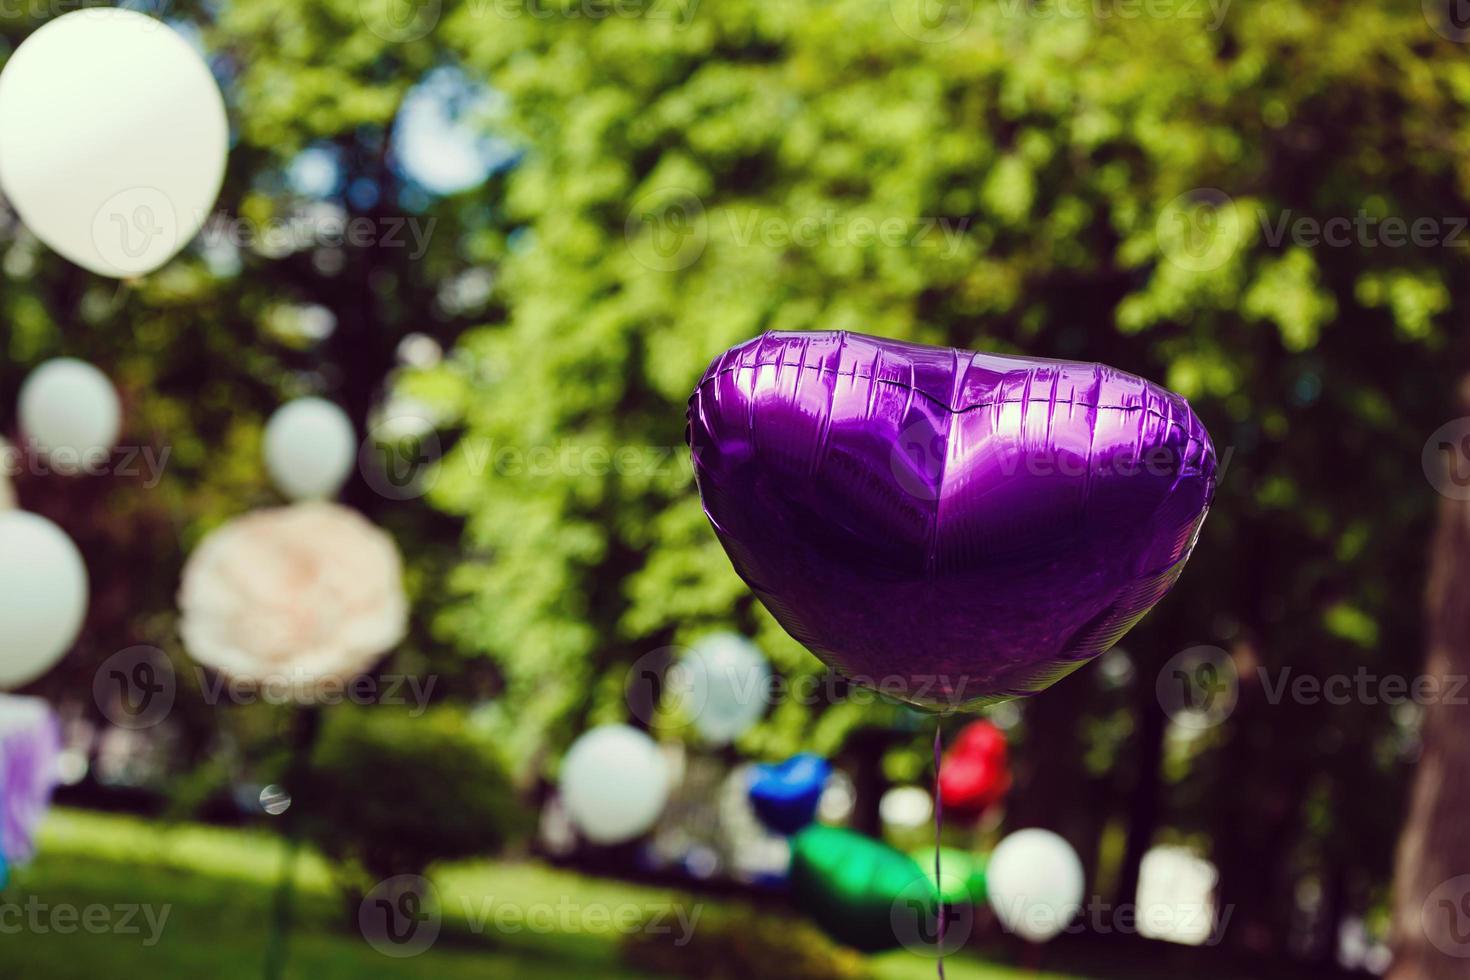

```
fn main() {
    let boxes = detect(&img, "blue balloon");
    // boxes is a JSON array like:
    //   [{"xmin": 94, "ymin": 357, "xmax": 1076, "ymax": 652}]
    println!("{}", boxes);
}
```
[{"xmin": 748, "ymin": 754, "xmax": 831, "ymax": 836}]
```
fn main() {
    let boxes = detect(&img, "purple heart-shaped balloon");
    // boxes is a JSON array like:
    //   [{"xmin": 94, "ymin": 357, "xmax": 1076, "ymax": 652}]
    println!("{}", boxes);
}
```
[{"xmin": 687, "ymin": 331, "xmax": 1215, "ymax": 710}]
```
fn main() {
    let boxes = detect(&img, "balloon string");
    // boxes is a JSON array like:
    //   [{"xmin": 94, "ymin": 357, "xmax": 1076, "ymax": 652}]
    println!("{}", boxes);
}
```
[{"xmin": 934, "ymin": 721, "xmax": 946, "ymax": 980}]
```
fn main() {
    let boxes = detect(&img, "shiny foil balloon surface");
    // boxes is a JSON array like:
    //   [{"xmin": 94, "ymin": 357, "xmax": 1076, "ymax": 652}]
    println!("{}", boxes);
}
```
[
  {"xmin": 748, "ymin": 753, "xmax": 831, "ymax": 836},
  {"xmin": 938, "ymin": 721, "xmax": 1012, "ymax": 818},
  {"xmin": 687, "ymin": 331, "xmax": 1216, "ymax": 711},
  {"xmin": 789, "ymin": 825, "xmax": 933, "ymax": 953}
]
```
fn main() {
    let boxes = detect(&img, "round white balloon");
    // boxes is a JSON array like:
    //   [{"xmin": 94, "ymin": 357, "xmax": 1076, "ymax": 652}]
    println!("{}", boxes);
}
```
[
  {"xmin": 0, "ymin": 511, "xmax": 88, "ymax": 688},
  {"xmin": 987, "ymin": 828, "xmax": 1086, "ymax": 942},
  {"xmin": 0, "ymin": 9, "xmax": 229, "ymax": 277},
  {"xmin": 675, "ymin": 633, "xmax": 770, "ymax": 745},
  {"xmin": 264, "ymin": 398, "xmax": 357, "ymax": 502},
  {"xmin": 18, "ymin": 359, "xmax": 122, "ymax": 475},
  {"xmin": 560, "ymin": 725, "xmax": 670, "ymax": 845}
]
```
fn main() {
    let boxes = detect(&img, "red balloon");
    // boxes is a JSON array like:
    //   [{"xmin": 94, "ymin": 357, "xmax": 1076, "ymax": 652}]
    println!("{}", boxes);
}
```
[
  {"xmin": 939, "ymin": 755, "xmax": 1010, "ymax": 817},
  {"xmin": 939, "ymin": 721, "xmax": 1011, "ymax": 817},
  {"xmin": 953, "ymin": 721, "xmax": 1007, "ymax": 765}
]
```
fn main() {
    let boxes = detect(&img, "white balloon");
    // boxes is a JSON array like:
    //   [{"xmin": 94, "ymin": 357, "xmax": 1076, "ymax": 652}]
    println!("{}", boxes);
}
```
[
  {"xmin": 878, "ymin": 785, "xmax": 933, "ymax": 830},
  {"xmin": 986, "ymin": 828, "xmax": 1086, "ymax": 943},
  {"xmin": 560, "ymin": 725, "xmax": 670, "ymax": 845},
  {"xmin": 675, "ymin": 633, "xmax": 770, "ymax": 745},
  {"xmin": 0, "ymin": 512, "xmax": 88, "ymax": 689},
  {"xmin": 0, "ymin": 9, "xmax": 229, "ymax": 278},
  {"xmin": 264, "ymin": 398, "xmax": 357, "ymax": 502},
  {"xmin": 18, "ymin": 359, "xmax": 122, "ymax": 475}
]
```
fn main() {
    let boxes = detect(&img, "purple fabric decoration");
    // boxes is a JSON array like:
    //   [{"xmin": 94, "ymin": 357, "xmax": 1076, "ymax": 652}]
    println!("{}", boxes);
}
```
[
  {"xmin": 0, "ymin": 695, "xmax": 61, "ymax": 864},
  {"xmin": 687, "ymin": 331, "xmax": 1216, "ymax": 710}
]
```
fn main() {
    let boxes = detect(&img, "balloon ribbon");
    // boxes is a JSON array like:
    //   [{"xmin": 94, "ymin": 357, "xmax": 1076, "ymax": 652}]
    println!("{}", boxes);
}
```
[{"xmin": 934, "ymin": 722, "xmax": 946, "ymax": 980}]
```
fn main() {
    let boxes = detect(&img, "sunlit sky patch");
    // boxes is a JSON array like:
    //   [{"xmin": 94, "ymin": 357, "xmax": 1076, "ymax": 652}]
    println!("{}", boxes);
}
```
[
  {"xmin": 283, "ymin": 68, "xmax": 518, "ymax": 203},
  {"xmin": 390, "ymin": 67, "xmax": 519, "ymax": 196}
]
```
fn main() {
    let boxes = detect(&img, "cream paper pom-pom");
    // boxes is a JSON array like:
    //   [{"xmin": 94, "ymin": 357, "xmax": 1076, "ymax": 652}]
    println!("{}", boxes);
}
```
[{"xmin": 178, "ymin": 502, "xmax": 408, "ymax": 694}]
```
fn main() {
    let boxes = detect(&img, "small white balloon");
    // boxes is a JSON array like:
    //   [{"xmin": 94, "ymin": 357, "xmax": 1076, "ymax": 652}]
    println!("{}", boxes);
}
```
[
  {"xmin": 18, "ymin": 359, "xmax": 122, "ymax": 475},
  {"xmin": 675, "ymin": 633, "xmax": 770, "ymax": 745},
  {"xmin": 987, "ymin": 828, "xmax": 1086, "ymax": 943},
  {"xmin": 0, "ymin": 9, "xmax": 229, "ymax": 277},
  {"xmin": 560, "ymin": 725, "xmax": 670, "ymax": 845},
  {"xmin": 0, "ymin": 511, "xmax": 88, "ymax": 688},
  {"xmin": 264, "ymin": 398, "xmax": 357, "ymax": 502},
  {"xmin": 879, "ymin": 785, "xmax": 933, "ymax": 830}
]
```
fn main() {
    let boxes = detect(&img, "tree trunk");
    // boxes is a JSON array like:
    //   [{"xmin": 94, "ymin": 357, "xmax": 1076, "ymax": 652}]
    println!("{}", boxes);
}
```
[
  {"xmin": 847, "ymin": 727, "xmax": 894, "ymax": 838},
  {"xmin": 1006, "ymin": 670, "xmax": 1101, "ymax": 883},
  {"xmin": 1388, "ymin": 380, "xmax": 1470, "ymax": 978},
  {"xmin": 1212, "ymin": 635, "xmax": 1298, "ymax": 958},
  {"xmin": 1113, "ymin": 671, "xmax": 1167, "ymax": 909}
]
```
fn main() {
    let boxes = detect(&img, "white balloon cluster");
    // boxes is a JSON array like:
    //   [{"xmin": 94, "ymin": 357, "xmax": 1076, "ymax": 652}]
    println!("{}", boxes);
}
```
[
  {"xmin": 0, "ymin": 14, "xmax": 707, "ymax": 880},
  {"xmin": 0, "ymin": 357, "xmax": 117, "ymax": 689},
  {"xmin": 0, "ymin": 13, "xmax": 232, "ymax": 689},
  {"xmin": 0, "ymin": 9, "xmax": 228, "ymax": 278},
  {"xmin": 0, "ymin": 14, "xmax": 224, "ymax": 690}
]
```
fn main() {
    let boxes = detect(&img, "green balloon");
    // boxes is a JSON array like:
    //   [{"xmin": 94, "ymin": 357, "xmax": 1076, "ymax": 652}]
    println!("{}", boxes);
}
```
[
  {"xmin": 789, "ymin": 825, "xmax": 936, "ymax": 952},
  {"xmin": 908, "ymin": 846, "xmax": 988, "ymax": 905}
]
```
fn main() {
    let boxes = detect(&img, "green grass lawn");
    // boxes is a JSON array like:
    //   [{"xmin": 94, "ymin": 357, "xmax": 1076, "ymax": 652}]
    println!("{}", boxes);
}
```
[{"xmin": 0, "ymin": 809, "xmax": 1082, "ymax": 980}]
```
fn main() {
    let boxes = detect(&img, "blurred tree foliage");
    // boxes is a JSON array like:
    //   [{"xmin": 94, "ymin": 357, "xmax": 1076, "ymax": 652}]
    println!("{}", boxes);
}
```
[
  {"xmin": 0, "ymin": 0, "xmax": 1468, "ymax": 971},
  {"xmin": 404, "ymin": 0, "xmax": 1470, "ymax": 965}
]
